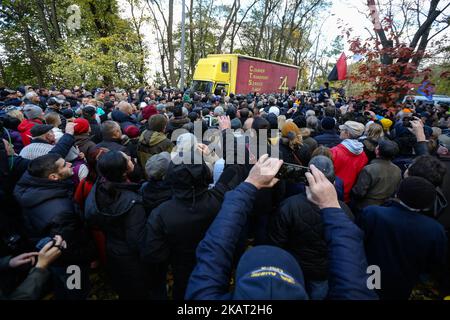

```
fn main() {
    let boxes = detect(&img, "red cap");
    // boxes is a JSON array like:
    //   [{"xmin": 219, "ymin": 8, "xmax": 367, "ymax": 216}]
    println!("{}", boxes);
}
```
[{"xmin": 74, "ymin": 118, "xmax": 90, "ymax": 135}]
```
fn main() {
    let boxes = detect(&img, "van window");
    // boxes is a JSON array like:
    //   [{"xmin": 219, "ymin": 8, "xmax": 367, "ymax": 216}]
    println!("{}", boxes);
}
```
[{"xmin": 221, "ymin": 62, "xmax": 229, "ymax": 73}]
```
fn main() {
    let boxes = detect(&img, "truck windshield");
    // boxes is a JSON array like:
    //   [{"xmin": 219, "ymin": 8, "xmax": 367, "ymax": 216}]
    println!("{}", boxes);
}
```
[{"xmin": 191, "ymin": 80, "xmax": 213, "ymax": 93}]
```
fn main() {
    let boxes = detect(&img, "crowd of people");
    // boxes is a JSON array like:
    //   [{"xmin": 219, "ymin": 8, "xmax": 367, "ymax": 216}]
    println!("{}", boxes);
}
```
[{"xmin": 0, "ymin": 83, "xmax": 449, "ymax": 300}]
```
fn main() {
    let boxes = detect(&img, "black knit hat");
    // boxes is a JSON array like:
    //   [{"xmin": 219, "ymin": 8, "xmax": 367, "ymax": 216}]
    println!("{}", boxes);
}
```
[{"xmin": 397, "ymin": 176, "xmax": 436, "ymax": 210}]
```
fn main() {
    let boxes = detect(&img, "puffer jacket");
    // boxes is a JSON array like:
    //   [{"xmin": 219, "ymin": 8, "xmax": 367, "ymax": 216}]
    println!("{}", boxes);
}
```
[
  {"xmin": 14, "ymin": 172, "xmax": 95, "ymax": 265},
  {"xmin": 85, "ymin": 181, "xmax": 163, "ymax": 299},
  {"xmin": 140, "ymin": 161, "xmax": 246, "ymax": 300},
  {"xmin": 268, "ymin": 193, "xmax": 353, "ymax": 282}
]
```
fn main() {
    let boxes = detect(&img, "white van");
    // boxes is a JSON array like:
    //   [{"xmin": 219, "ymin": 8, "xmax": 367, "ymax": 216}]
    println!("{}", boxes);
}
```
[{"xmin": 403, "ymin": 95, "xmax": 450, "ymax": 105}]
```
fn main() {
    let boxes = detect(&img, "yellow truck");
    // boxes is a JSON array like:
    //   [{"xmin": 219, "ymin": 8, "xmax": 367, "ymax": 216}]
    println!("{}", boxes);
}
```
[{"xmin": 191, "ymin": 54, "xmax": 300, "ymax": 95}]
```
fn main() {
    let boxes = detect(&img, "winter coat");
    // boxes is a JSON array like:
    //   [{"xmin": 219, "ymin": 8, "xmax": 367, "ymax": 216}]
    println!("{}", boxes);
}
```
[
  {"xmin": 87, "ymin": 119, "xmax": 102, "ymax": 144},
  {"xmin": 140, "ymin": 179, "xmax": 172, "ymax": 214},
  {"xmin": 85, "ymin": 181, "xmax": 162, "ymax": 299},
  {"xmin": 2, "ymin": 129, "xmax": 23, "ymax": 154},
  {"xmin": 358, "ymin": 202, "xmax": 448, "ymax": 299},
  {"xmin": 111, "ymin": 110, "xmax": 140, "ymax": 132},
  {"xmin": 185, "ymin": 182, "xmax": 378, "ymax": 300},
  {"xmin": 351, "ymin": 159, "xmax": 402, "ymax": 211},
  {"xmin": 137, "ymin": 130, "xmax": 173, "ymax": 168},
  {"xmin": 313, "ymin": 130, "xmax": 342, "ymax": 148},
  {"xmin": 18, "ymin": 119, "xmax": 43, "ymax": 146},
  {"xmin": 166, "ymin": 117, "xmax": 190, "ymax": 139},
  {"xmin": 74, "ymin": 133, "xmax": 97, "ymax": 157},
  {"xmin": 279, "ymin": 137, "xmax": 311, "ymax": 166},
  {"xmin": 331, "ymin": 142, "xmax": 368, "ymax": 202},
  {"xmin": 140, "ymin": 162, "xmax": 246, "ymax": 300},
  {"xmin": 96, "ymin": 139, "xmax": 129, "ymax": 155},
  {"xmin": 14, "ymin": 172, "xmax": 95, "ymax": 265}
]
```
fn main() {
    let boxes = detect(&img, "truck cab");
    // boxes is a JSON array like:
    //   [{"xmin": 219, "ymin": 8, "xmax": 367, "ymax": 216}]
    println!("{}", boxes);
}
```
[{"xmin": 191, "ymin": 55, "xmax": 235, "ymax": 95}]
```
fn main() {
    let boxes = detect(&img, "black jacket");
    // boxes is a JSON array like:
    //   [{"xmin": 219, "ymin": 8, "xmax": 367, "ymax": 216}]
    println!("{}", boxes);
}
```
[
  {"xmin": 268, "ymin": 192, "xmax": 354, "ymax": 281},
  {"xmin": 14, "ymin": 172, "xmax": 95, "ymax": 265},
  {"xmin": 140, "ymin": 162, "xmax": 246, "ymax": 300},
  {"xmin": 268, "ymin": 193, "xmax": 329, "ymax": 282},
  {"xmin": 85, "ymin": 181, "xmax": 159, "ymax": 299},
  {"xmin": 96, "ymin": 139, "xmax": 129, "ymax": 155},
  {"xmin": 88, "ymin": 119, "xmax": 102, "ymax": 144},
  {"xmin": 313, "ymin": 130, "xmax": 342, "ymax": 148},
  {"xmin": 279, "ymin": 137, "xmax": 311, "ymax": 166},
  {"xmin": 140, "ymin": 179, "xmax": 173, "ymax": 214}
]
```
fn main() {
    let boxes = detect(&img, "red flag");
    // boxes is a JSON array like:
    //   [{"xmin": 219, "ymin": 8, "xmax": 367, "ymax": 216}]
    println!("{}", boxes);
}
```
[
  {"xmin": 336, "ymin": 52, "xmax": 347, "ymax": 80},
  {"xmin": 328, "ymin": 53, "xmax": 347, "ymax": 81}
]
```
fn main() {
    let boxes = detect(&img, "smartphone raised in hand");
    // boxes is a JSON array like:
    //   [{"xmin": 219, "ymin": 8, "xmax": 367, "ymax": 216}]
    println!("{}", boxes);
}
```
[{"xmin": 275, "ymin": 163, "xmax": 310, "ymax": 185}]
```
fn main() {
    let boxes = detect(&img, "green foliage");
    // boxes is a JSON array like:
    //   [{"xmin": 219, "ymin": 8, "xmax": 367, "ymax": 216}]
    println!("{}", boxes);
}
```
[{"xmin": 0, "ymin": 0, "xmax": 147, "ymax": 89}]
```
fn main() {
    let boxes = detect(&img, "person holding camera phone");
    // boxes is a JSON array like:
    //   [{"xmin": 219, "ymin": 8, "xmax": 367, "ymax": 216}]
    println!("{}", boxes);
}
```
[{"xmin": 0, "ymin": 235, "xmax": 65, "ymax": 300}]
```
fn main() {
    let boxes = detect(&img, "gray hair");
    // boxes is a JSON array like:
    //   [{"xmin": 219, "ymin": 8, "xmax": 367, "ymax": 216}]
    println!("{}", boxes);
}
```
[
  {"xmin": 309, "ymin": 155, "xmax": 335, "ymax": 183},
  {"xmin": 306, "ymin": 116, "xmax": 319, "ymax": 130}
]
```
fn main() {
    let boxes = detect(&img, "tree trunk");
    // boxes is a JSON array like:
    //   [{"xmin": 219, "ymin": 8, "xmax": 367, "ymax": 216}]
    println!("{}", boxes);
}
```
[
  {"xmin": 50, "ymin": 0, "xmax": 62, "ymax": 40},
  {"xmin": 189, "ymin": 0, "xmax": 196, "ymax": 79},
  {"xmin": 216, "ymin": 0, "xmax": 239, "ymax": 54},
  {"xmin": 167, "ymin": 0, "xmax": 176, "ymax": 87},
  {"xmin": 35, "ymin": 0, "xmax": 56, "ymax": 50},
  {"xmin": 129, "ymin": 1, "xmax": 145, "ymax": 84},
  {"xmin": 22, "ymin": 24, "xmax": 44, "ymax": 87},
  {"xmin": 254, "ymin": 0, "xmax": 270, "ymax": 56},
  {"xmin": 0, "ymin": 58, "xmax": 9, "ymax": 87},
  {"xmin": 275, "ymin": 1, "xmax": 289, "ymax": 61}
]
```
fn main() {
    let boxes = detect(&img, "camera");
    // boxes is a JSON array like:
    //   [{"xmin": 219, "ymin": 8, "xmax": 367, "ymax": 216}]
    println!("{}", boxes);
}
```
[{"xmin": 276, "ymin": 163, "xmax": 310, "ymax": 185}]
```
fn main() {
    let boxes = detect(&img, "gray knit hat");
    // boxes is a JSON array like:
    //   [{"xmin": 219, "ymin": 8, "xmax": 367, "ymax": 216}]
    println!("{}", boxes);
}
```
[
  {"xmin": 23, "ymin": 104, "xmax": 43, "ymax": 120},
  {"xmin": 145, "ymin": 152, "xmax": 171, "ymax": 180}
]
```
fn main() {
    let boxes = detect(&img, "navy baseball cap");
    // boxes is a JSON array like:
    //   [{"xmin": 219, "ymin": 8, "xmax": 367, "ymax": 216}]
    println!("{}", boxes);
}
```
[{"xmin": 233, "ymin": 245, "xmax": 308, "ymax": 300}]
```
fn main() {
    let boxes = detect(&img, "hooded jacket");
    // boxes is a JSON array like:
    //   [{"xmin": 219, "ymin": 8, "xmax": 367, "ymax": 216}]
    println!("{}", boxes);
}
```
[
  {"xmin": 14, "ymin": 172, "xmax": 95, "ymax": 265},
  {"xmin": 332, "ymin": 141, "xmax": 368, "ymax": 203},
  {"xmin": 137, "ymin": 130, "xmax": 173, "ymax": 168},
  {"xmin": 84, "ymin": 181, "xmax": 159, "ymax": 299},
  {"xmin": 18, "ymin": 119, "xmax": 43, "ymax": 146},
  {"xmin": 140, "ymin": 179, "xmax": 172, "ymax": 213},
  {"xmin": 140, "ymin": 162, "xmax": 246, "ymax": 300}
]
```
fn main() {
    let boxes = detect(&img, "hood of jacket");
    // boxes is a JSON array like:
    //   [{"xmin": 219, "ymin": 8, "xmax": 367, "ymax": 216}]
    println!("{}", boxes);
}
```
[
  {"xmin": 166, "ymin": 160, "xmax": 211, "ymax": 201},
  {"xmin": 341, "ymin": 139, "xmax": 364, "ymax": 155},
  {"xmin": 140, "ymin": 179, "xmax": 172, "ymax": 209},
  {"xmin": 85, "ymin": 181, "xmax": 142, "ymax": 218},
  {"xmin": 14, "ymin": 171, "xmax": 73, "ymax": 208},
  {"xmin": 18, "ymin": 118, "xmax": 42, "ymax": 133},
  {"xmin": 149, "ymin": 131, "xmax": 168, "ymax": 146}
]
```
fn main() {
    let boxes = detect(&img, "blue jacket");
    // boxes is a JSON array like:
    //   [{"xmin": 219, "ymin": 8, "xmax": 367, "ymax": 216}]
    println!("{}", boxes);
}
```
[
  {"xmin": 185, "ymin": 182, "xmax": 378, "ymax": 300},
  {"xmin": 358, "ymin": 202, "xmax": 448, "ymax": 299},
  {"xmin": 313, "ymin": 130, "xmax": 341, "ymax": 148}
]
